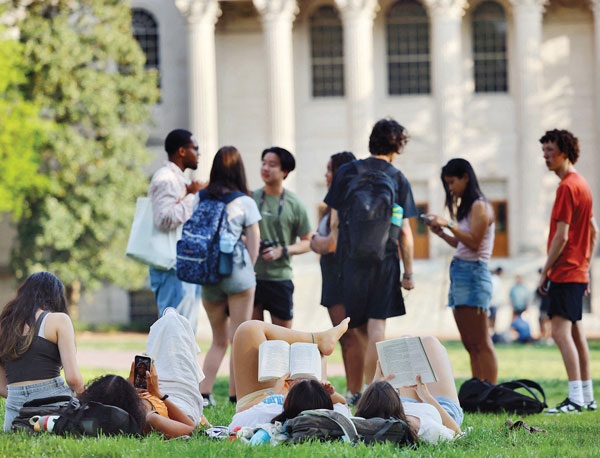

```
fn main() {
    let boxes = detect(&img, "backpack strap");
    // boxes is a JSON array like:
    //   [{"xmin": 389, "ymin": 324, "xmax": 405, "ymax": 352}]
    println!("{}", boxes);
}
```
[
  {"xmin": 497, "ymin": 379, "xmax": 547, "ymax": 407},
  {"xmin": 300, "ymin": 409, "xmax": 359, "ymax": 443},
  {"xmin": 371, "ymin": 418, "xmax": 408, "ymax": 441},
  {"xmin": 219, "ymin": 191, "xmax": 246, "ymax": 204}
]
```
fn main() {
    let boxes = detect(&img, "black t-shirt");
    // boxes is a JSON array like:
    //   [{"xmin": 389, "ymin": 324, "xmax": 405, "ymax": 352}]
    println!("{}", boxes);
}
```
[{"xmin": 324, "ymin": 156, "xmax": 417, "ymax": 253}]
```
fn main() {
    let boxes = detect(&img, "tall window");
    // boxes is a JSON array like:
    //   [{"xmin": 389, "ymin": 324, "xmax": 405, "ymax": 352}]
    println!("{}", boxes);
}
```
[
  {"xmin": 132, "ymin": 9, "xmax": 159, "ymax": 73},
  {"xmin": 472, "ymin": 1, "xmax": 507, "ymax": 93},
  {"xmin": 310, "ymin": 6, "xmax": 344, "ymax": 97},
  {"xmin": 386, "ymin": 0, "xmax": 430, "ymax": 95}
]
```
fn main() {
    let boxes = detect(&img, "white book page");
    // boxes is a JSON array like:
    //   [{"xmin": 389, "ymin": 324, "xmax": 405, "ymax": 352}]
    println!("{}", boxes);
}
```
[
  {"xmin": 258, "ymin": 340, "xmax": 290, "ymax": 382},
  {"xmin": 376, "ymin": 337, "xmax": 437, "ymax": 388},
  {"xmin": 289, "ymin": 343, "xmax": 321, "ymax": 381}
]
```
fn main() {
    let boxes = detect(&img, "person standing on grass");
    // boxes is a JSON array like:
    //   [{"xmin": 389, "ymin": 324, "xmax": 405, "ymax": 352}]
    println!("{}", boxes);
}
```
[
  {"xmin": 252, "ymin": 147, "xmax": 313, "ymax": 329},
  {"xmin": 538, "ymin": 129, "xmax": 597, "ymax": 413},
  {"xmin": 324, "ymin": 118, "xmax": 417, "ymax": 387},
  {"xmin": 310, "ymin": 151, "xmax": 364, "ymax": 406},
  {"xmin": 147, "ymin": 129, "xmax": 204, "ymax": 331},
  {"xmin": 426, "ymin": 158, "xmax": 498, "ymax": 384}
]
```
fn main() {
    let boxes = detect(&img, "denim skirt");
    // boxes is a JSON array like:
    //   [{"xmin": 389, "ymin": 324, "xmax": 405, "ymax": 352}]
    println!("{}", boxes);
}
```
[
  {"xmin": 4, "ymin": 376, "xmax": 72, "ymax": 432},
  {"xmin": 448, "ymin": 258, "xmax": 492, "ymax": 310}
]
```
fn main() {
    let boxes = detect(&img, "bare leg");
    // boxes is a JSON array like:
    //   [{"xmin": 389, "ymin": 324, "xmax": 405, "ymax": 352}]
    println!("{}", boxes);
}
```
[
  {"xmin": 232, "ymin": 318, "xmax": 349, "ymax": 400},
  {"xmin": 328, "ymin": 304, "xmax": 364, "ymax": 393},
  {"xmin": 271, "ymin": 315, "xmax": 293, "ymax": 329},
  {"xmin": 226, "ymin": 287, "xmax": 255, "ymax": 397},
  {"xmin": 453, "ymin": 306, "xmax": 498, "ymax": 384},
  {"xmin": 552, "ymin": 316, "xmax": 582, "ymax": 381},
  {"xmin": 199, "ymin": 299, "xmax": 229, "ymax": 394},
  {"xmin": 398, "ymin": 336, "xmax": 460, "ymax": 404},
  {"xmin": 364, "ymin": 318, "xmax": 386, "ymax": 384},
  {"xmin": 572, "ymin": 321, "xmax": 590, "ymax": 381}
]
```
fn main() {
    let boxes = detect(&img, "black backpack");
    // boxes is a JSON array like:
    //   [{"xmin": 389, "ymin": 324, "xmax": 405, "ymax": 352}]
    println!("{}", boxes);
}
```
[
  {"xmin": 285, "ymin": 409, "xmax": 414, "ymax": 446},
  {"xmin": 11, "ymin": 395, "xmax": 141, "ymax": 436},
  {"xmin": 458, "ymin": 378, "xmax": 547, "ymax": 415},
  {"xmin": 343, "ymin": 161, "xmax": 397, "ymax": 262}
]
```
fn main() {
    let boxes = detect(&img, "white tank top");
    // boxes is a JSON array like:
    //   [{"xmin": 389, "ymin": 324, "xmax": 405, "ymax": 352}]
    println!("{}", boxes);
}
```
[{"xmin": 454, "ymin": 199, "xmax": 495, "ymax": 263}]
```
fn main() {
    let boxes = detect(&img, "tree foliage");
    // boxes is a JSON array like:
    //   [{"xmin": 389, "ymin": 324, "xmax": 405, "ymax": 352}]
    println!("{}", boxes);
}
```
[
  {"xmin": 0, "ymin": 33, "xmax": 51, "ymax": 219},
  {"xmin": 11, "ymin": 0, "xmax": 159, "ymax": 293}
]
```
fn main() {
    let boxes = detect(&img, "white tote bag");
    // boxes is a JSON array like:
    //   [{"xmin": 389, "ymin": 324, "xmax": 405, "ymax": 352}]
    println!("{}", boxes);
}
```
[{"xmin": 125, "ymin": 197, "xmax": 182, "ymax": 270}]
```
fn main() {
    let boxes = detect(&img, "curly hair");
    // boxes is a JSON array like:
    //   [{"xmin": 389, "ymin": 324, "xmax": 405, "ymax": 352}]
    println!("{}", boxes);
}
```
[
  {"xmin": 369, "ymin": 118, "xmax": 408, "ymax": 156},
  {"xmin": 78, "ymin": 375, "xmax": 146, "ymax": 433},
  {"xmin": 539, "ymin": 129, "xmax": 580, "ymax": 164}
]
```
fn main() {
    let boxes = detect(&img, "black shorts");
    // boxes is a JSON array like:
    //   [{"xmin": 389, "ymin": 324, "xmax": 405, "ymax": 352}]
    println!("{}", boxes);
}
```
[
  {"xmin": 254, "ymin": 279, "xmax": 294, "ymax": 321},
  {"xmin": 342, "ymin": 255, "xmax": 405, "ymax": 329},
  {"xmin": 320, "ymin": 255, "xmax": 343, "ymax": 307},
  {"xmin": 548, "ymin": 281, "xmax": 587, "ymax": 323}
]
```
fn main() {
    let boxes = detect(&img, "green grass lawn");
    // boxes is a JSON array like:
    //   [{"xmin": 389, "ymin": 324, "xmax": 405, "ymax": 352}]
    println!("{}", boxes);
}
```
[{"xmin": 1, "ymin": 341, "xmax": 599, "ymax": 457}]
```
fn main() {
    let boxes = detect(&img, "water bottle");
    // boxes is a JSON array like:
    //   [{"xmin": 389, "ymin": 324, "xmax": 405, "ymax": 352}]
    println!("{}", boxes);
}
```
[
  {"xmin": 218, "ymin": 234, "xmax": 236, "ymax": 277},
  {"xmin": 390, "ymin": 205, "xmax": 403, "ymax": 241}
]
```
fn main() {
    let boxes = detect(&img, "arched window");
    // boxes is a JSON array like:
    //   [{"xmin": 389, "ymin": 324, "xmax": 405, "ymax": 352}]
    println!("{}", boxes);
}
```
[
  {"xmin": 472, "ymin": 1, "xmax": 507, "ymax": 92},
  {"xmin": 132, "ymin": 9, "xmax": 159, "ymax": 72},
  {"xmin": 310, "ymin": 5, "xmax": 344, "ymax": 97},
  {"xmin": 386, "ymin": 0, "xmax": 430, "ymax": 95}
]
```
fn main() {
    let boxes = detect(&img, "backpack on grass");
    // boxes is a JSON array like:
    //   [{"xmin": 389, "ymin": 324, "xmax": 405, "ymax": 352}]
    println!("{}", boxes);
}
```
[
  {"xmin": 11, "ymin": 395, "xmax": 141, "ymax": 436},
  {"xmin": 458, "ymin": 378, "xmax": 547, "ymax": 415},
  {"xmin": 285, "ymin": 409, "xmax": 414, "ymax": 446},
  {"xmin": 176, "ymin": 190, "xmax": 244, "ymax": 285},
  {"xmin": 343, "ymin": 162, "xmax": 397, "ymax": 262}
]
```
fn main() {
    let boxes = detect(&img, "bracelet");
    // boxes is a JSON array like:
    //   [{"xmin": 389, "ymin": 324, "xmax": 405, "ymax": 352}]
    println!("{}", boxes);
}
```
[
  {"xmin": 160, "ymin": 394, "xmax": 169, "ymax": 401},
  {"xmin": 403, "ymin": 273, "xmax": 413, "ymax": 280},
  {"xmin": 282, "ymin": 246, "xmax": 289, "ymax": 257}
]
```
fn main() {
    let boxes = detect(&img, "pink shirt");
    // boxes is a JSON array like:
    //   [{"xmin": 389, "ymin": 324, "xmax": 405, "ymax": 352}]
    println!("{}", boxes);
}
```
[
  {"xmin": 147, "ymin": 161, "xmax": 195, "ymax": 232},
  {"xmin": 454, "ymin": 200, "xmax": 495, "ymax": 263}
]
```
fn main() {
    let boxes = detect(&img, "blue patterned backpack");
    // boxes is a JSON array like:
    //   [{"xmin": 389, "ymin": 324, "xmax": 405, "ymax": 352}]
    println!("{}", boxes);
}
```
[{"xmin": 176, "ymin": 190, "xmax": 244, "ymax": 285}]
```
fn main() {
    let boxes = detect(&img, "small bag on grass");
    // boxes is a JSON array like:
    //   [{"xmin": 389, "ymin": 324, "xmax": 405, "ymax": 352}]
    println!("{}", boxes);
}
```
[
  {"xmin": 11, "ymin": 395, "xmax": 141, "ymax": 436},
  {"xmin": 458, "ymin": 378, "xmax": 547, "ymax": 415},
  {"xmin": 285, "ymin": 409, "xmax": 414, "ymax": 446}
]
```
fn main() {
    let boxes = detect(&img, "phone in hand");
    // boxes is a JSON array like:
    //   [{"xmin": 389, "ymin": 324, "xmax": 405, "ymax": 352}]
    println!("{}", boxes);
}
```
[
  {"xmin": 419, "ymin": 214, "xmax": 433, "ymax": 225},
  {"xmin": 133, "ymin": 355, "xmax": 152, "ymax": 389},
  {"xmin": 541, "ymin": 279, "xmax": 551, "ymax": 293}
]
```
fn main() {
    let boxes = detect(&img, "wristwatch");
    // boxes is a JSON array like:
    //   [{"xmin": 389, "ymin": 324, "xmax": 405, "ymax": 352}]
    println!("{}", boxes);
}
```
[
  {"xmin": 403, "ymin": 273, "xmax": 413, "ymax": 280},
  {"xmin": 282, "ymin": 246, "xmax": 289, "ymax": 257},
  {"xmin": 447, "ymin": 220, "xmax": 456, "ymax": 229}
]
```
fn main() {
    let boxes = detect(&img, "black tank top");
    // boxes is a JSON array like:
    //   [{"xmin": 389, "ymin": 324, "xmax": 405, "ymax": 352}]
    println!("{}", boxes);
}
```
[{"xmin": 4, "ymin": 311, "xmax": 62, "ymax": 384}]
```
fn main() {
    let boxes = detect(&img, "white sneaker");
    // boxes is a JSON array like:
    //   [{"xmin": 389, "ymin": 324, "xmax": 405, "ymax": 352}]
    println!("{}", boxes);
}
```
[
  {"xmin": 584, "ymin": 399, "xmax": 597, "ymax": 411},
  {"xmin": 546, "ymin": 397, "xmax": 582, "ymax": 414}
]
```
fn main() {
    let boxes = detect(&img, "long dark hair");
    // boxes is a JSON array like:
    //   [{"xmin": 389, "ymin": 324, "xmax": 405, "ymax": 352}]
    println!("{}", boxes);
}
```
[
  {"xmin": 0, "ymin": 272, "xmax": 68, "ymax": 363},
  {"xmin": 205, "ymin": 146, "xmax": 250, "ymax": 197},
  {"xmin": 355, "ymin": 381, "xmax": 418, "ymax": 443},
  {"xmin": 441, "ymin": 158, "xmax": 486, "ymax": 221},
  {"xmin": 78, "ymin": 374, "xmax": 146, "ymax": 433},
  {"xmin": 324, "ymin": 151, "xmax": 356, "ymax": 225},
  {"xmin": 271, "ymin": 379, "xmax": 333, "ymax": 424}
]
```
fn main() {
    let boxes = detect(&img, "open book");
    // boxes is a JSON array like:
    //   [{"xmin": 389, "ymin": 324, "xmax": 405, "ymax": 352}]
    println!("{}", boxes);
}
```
[
  {"xmin": 376, "ymin": 337, "xmax": 438, "ymax": 388},
  {"xmin": 258, "ymin": 340, "xmax": 322, "ymax": 382}
]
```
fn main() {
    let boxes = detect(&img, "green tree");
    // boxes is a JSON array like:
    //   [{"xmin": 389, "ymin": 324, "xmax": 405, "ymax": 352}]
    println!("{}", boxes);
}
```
[
  {"xmin": 11, "ymin": 0, "xmax": 160, "ymax": 300},
  {"xmin": 0, "ymin": 34, "xmax": 51, "ymax": 219}
]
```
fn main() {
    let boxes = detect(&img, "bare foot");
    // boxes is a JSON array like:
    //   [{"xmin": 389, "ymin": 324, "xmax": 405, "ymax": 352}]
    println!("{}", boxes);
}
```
[{"xmin": 316, "ymin": 317, "xmax": 350, "ymax": 356}]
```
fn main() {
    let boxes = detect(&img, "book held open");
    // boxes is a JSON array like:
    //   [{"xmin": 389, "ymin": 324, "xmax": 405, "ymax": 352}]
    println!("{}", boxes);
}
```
[
  {"xmin": 376, "ymin": 337, "xmax": 438, "ymax": 388},
  {"xmin": 258, "ymin": 340, "xmax": 322, "ymax": 382}
]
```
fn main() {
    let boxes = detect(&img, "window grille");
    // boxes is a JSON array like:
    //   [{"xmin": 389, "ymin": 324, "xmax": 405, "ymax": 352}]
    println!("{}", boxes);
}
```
[
  {"xmin": 472, "ymin": 1, "xmax": 507, "ymax": 93},
  {"xmin": 310, "ymin": 6, "xmax": 344, "ymax": 97},
  {"xmin": 132, "ymin": 9, "xmax": 159, "ymax": 72}
]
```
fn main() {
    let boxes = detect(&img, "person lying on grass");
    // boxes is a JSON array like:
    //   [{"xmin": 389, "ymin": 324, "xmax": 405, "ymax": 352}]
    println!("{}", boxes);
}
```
[
  {"xmin": 355, "ymin": 336, "xmax": 463, "ymax": 445},
  {"xmin": 228, "ymin": 318, "xmax": 351, "ymax": 431},
  {"xmin": 79, "ymin": 368, "xmax": 196, "ymax": 439}
]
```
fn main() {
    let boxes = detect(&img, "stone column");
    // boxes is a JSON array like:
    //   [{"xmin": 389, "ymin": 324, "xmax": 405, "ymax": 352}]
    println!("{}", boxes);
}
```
[
  {"xmin": 592, "ymin": 0, "xmax": 600, "ymax": 227},
  {"xmin": 510, "ymin": 0, "xmax": 547, "ymax": 253},
  {"xmin": 175, "ymin": 0, "xmax": 221, "ymax": 180},
  {"xmin": 424, "ymin": 0, "xmax": 465, "ymax": 257},
  {"xmin": 253, "ymin": 0, "xmax": 298, "ymax": 153},
  {"xmin": 334, "ymin": 0, "xmax": 378, "ymax": 156}
]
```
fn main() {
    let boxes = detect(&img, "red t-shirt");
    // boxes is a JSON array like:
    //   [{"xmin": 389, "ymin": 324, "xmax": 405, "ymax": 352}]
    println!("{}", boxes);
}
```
[{"xmin": 547, "ymin": 172, "xmax": 593, "ymax": 283}]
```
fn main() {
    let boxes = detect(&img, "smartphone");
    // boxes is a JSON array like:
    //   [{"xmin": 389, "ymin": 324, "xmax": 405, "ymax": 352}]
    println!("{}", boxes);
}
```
[
  {"xmin": 419, "ymin": 214, "xmax": 433, "ymax": 225},
  {"xmin": 134, "ymin": 355, "xmax": 152, "ymax": 389},
  {"xmin": 542, "ymin": 279, "xmax": 551, "ymax": 293}
]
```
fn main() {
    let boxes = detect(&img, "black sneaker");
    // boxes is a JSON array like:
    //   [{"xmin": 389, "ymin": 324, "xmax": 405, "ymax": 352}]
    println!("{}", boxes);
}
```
[
  {"xmin": 546, "ymin": 397, "xmax": 582, "ymax": 414},
  {"xmin": 202, "ymin": 394, "xmax": 217, "ymax": 408},
  {"xmin": 346, "ymin": 391, "xmax": 362, "ymax": 408},
  {"xmin": 584, "ymin": 400, "xmax": 597, "ymax": 411}
]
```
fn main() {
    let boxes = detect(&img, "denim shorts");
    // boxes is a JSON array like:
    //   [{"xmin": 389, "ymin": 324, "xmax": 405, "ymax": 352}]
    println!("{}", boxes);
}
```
[
  {"xmin": 4, "ymin": 376, "xmax": 72, "ymax": 432},
  {"xmin": 400, "ymin": 396, "xmax": 464, "ymax": 427},
  {"xmin": 448, "ymin": 258, "xmax": 492, "ymax": 310},
  {"xmin": 202, "ymin": 248, "xmax": 256, "ymax": 301}
]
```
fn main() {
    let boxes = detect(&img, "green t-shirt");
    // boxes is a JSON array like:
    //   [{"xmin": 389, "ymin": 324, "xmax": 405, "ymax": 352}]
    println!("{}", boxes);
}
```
[{"xmin": 253, "ymin": 187, "xmax": 312, "ymax": 281}]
